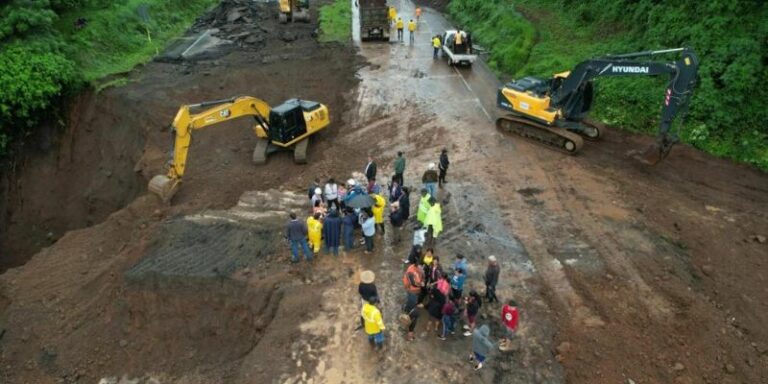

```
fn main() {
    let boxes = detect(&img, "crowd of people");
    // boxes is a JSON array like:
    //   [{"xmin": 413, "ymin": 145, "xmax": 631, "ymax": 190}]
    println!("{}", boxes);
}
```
[{"xmin": 284, "ymin": 148, "xmax": 520, "ymax": 371}]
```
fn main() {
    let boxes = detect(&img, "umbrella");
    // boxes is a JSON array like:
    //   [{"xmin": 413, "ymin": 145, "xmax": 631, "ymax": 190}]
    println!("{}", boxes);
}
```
[{"xmin": 346, "ymin": 193, "xmax": 375, "ymax": 209}]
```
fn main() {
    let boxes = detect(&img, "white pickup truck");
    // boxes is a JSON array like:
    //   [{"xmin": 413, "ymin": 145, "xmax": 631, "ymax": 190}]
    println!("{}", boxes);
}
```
[{"xmin": 442, "ymin": 30, "xmax": 477, "ymax": 67}]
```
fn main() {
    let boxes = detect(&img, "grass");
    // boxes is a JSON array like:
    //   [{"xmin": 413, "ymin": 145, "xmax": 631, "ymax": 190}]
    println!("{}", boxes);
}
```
[
  {"xmin": 319, "ymin": 0, "xmax": 352, "ymax": 42},
  {"xmin": 55, "ymin": 0, "xmax": 218, "ymax": 81},
  {"xmin": 448, "ymin": 0, "xmax": 536, "ymax": 74}
]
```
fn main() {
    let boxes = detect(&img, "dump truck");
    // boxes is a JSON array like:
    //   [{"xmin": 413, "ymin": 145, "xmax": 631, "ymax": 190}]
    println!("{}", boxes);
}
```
[{"xmin": 359, "ymin": 0, "xmax": 389, "ymax": 41}]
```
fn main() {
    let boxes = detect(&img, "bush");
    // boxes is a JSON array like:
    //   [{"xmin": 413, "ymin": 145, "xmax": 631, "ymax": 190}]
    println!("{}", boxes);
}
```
[
  {"xmin": 0, "ymin": 43, "xmax": 78, "ymax": 153},
  {"xmin": 0, "ymin": 0, "xmax": 217, "ymax": 156},
  {"xmin": 448, "ymin": 0, "xmax": 535, "ymax": 73}
]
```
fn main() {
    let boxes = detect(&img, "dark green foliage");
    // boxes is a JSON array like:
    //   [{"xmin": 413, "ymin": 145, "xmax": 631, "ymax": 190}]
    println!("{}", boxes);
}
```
[
  {"xmin": 0, "ymin": 0, "xmax": 217, "ymax": 155},
  {"xmin": 448, "ymin": 0, "xmax": 535, "ymax": 72},
  {"xmin": 448, "ymin": 0, "xmax": 768, "ymax": 170}
]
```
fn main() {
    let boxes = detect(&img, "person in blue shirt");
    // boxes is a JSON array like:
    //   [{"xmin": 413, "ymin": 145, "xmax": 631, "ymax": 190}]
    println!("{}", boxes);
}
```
[
  {"xmin": 452, "ymin": 254, "xmax": 468, "ymax": 273},
  {"xmin": 360, "ymin": 211, "xmax": 376, "ymax": 254},
  {"xmin": 450, "ymin": 267, "xmax": 466, "ymax": 300}
]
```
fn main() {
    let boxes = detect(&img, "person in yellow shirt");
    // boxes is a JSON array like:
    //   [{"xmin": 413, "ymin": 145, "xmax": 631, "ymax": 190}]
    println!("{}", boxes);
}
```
[
  {"xmin": 372, "ymin": 193, "xmax": 386, "ymax": 235},
  {"xmin": 388, "ymin": 6, "xmax": 397, "ymax": 26},
  {"xmin": 396, "ymin": 18, "xmax": 404, "ymax": 42},
  {"xmin": 432, "ymin": 35, "xmax": 442, "ymax": 59},
  {"xmin": 306, "ymin": 212, "xmax": 323, "ymax": 255},
  {"xmin": 424, "ymin": 197, "xmax": 442, "ymax": 248},
  {"xmin": 407, "ymin": 19, "xmax": 416, "ymax": 44},
  {"xmin": 416, "ymin": 188, "xmax": 430, "ymax": 224},
  {"xmin": 362, "ymin": 296, "xmax": 386, "ymax": 349}
]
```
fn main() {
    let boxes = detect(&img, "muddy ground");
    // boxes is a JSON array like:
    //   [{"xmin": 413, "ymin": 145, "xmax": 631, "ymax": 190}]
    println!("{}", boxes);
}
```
[{"xmin": 1, "ymin": 0, "xmax": 767, "ymax": 383}]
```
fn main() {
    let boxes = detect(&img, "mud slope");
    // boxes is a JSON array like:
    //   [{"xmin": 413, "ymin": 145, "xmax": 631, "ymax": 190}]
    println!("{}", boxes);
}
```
[{"xmin": 0, "ymin": 0, "xmax": 361, "ymax": 271}]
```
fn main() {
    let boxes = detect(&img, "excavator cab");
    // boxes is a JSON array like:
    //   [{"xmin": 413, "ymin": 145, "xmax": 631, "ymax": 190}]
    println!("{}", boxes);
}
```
[
  {"xmin": 268, "ymin": 99, "xmax": 321, "ymax": 143},
  {"xmin": 279, "ymin": 0, "xmax": 310, "ymax": 23}
]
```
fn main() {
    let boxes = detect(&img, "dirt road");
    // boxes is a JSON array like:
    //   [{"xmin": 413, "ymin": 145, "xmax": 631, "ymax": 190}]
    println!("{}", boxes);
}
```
[{"xmin": 0, "ymin": 0, "xmax": 766, "ymax": 383}]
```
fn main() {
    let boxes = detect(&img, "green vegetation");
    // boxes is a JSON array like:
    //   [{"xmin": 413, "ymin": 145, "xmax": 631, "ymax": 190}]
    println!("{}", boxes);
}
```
[
  {"xmin": 0, "ymin": 0, "xmax": 216, "ymax": 155},
  {"xmin": 318, "ymin": 0, "xmax": 352, "ymax": 42},
  {"xmin": 448, "ymin": 0, "xmax": 768, "ymax": 170}
]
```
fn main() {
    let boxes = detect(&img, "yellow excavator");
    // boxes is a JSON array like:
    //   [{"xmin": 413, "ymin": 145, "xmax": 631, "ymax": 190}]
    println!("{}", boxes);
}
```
[
  {"xmin": 496, "ymin": 48, "xmax": 699, "ymax": 163},
  {"xmin": 279, "ymin": 0, "xmax": 310, "ymax": 23},
  {"xmin": 148, "ymin": 96, "xmax": 330, "ymax": 202}
]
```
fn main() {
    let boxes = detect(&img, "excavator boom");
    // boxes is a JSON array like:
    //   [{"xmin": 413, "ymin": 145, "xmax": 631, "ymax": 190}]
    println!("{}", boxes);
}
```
[
  {"xmin": 148, "ymin": 96, "xmax": 329, "ymax": 203},
  {"xmin": 496, "ymin": 47, "xmax": 699, "ymax": 163}
]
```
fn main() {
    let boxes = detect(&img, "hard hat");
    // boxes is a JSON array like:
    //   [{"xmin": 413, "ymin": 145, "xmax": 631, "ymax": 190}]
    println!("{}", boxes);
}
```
[
  {"xmin": 488, "ymin": 255, "xmax": 497, "ymax": 262},
  {"xmin": 361, "ymin": 270, "xmax": 375, "ymax": 284},
  {"xmin": 428, "ymin": 163, "xmax": 435, "ymax": 170},
  {"xmin": 314, "ymin": 188, "xmax": 322, "ymax": 195},
  {"xmin": 348, "ymin": 178, "xmax": 356, "ymax": 186}
]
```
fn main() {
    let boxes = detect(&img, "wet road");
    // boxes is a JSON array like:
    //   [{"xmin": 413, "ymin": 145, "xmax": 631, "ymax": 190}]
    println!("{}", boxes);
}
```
[{"xmin": 280, "ymin": 1, "xmax": 566, "ymax": 383}]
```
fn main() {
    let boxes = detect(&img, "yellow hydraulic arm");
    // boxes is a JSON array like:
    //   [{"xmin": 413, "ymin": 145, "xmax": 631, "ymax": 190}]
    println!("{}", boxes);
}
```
[{"xmin": 148, "ymin": 96, "xmax": 272, "ymax": 202}]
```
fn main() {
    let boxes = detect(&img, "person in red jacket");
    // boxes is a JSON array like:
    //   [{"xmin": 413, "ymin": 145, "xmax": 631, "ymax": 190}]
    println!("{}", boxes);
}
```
[{"xmin": 499, "ymin": 299, "xmax": 519, "ymax": 351}]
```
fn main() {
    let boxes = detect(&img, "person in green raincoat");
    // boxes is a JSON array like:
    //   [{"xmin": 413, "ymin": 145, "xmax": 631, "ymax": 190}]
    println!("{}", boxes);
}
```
[
  {"xmin": 424, "ymin": 197, "xmax": 442, "ymax": 248},
  {"xmin": 417, "ymin": 188, "xmax": 431, "ymax": 224}
]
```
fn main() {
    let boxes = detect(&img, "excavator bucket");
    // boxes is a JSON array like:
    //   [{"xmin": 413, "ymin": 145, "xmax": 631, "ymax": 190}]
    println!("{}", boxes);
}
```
[
  {"xmin": 293, "ymin": 9, "xmax": 310, "ymax": 22},
  {"xmin": 634, "ymin": 134, "xmax": 675, "ymax": 165},
  {"xmin": 148, "ymin": 175, "xmax": 180, "ymax": 203}
]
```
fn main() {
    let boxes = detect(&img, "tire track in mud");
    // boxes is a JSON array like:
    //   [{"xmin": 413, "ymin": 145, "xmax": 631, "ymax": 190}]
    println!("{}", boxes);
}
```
[{"xmin": 534, "ymin": 157, "xmax": 675, "ymax": 319}]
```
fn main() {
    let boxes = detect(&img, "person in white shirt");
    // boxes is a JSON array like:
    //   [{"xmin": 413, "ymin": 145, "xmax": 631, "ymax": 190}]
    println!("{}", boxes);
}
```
[{"xmin": 324, "ymin": 178, "xmax": 339, "ymax": 210}]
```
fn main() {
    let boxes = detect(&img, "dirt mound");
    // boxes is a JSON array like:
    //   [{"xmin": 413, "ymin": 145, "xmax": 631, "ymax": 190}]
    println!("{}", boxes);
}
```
[{"xmin": 0, "ymin": 189, "xmax": 327, "ymax": 383}]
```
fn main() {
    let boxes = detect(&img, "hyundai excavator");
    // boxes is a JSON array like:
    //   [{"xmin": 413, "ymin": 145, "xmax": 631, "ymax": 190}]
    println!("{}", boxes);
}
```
[
  {"xmin": 279, "ymin": 0, "xmax": 310, "ymax": 23},
  {"xmin": 496, "ymin": 47, "xmax": 699, "ymax": 164},
  {"xmin": 148, "ymin": 96, "xmax": 330, "ymax": 202}
]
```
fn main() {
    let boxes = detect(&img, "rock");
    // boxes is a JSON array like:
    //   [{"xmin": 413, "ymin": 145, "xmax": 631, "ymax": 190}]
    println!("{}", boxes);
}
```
[
  {"xmin": 673, "ymin": 362, "xmax": 685, "ymax": 371},
  {"xmin": 556, "ymin": 341, "xmax": 572, "ymax": 354},
  {"xmin": 280, "ymin": 31, "xmax": 297, "ymax": 42},
  {"xmin": 244, "ymin": 35, "xmax": 263, "ymax": 44},
  {"xmin": 226, "ymin": 9, "xmax": 243, "ymax": 23},
  {"xmin": 243, "ymin": 267, "xmax": 251, "ymax": 275},
  {"xmin": 724, "ymin": 363, "xmax": 736, "ymax": 374},
  {"xmin": 627, "ymin": 380, "xmax": 636, "ymax": 384},
  {"xmin": 119, "ymin": 339, "xmax": 128, "ymax": 348},
  {"xmin": 701, "ymin": 265, "xmax": 714, "ymax": 276},
  {"xmin": 751, "ymin": 235, "xmax": 766, "ymax": 243}
]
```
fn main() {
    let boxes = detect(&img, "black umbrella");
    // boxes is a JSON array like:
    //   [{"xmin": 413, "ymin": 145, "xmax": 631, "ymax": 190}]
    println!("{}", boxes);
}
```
[{"xmin": 345, "ymin": 193, "xmax": 375, "ymax": 209}]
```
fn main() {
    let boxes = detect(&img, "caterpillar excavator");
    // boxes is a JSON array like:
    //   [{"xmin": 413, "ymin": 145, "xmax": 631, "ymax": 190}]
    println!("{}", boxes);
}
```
[
  {"xmin": 279, "ymin": 0, "xmax": 310, "ymax": 23},
  {"xmin": 148, "ymin": 96, "xmax": 330, "ymax": 202},
  {"xmin": 496, "ymin": 47, "xmax": 699, "ymax": 164}
]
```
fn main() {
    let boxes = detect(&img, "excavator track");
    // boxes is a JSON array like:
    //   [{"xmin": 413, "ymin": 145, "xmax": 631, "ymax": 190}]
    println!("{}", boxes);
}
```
[
  {"xmin": 293, "ymin": 138, "xmax": 309, "ymax": 164},
  {"xmin": 580, "ymin": 120, "xmax": 603, "ymax": 141},
  {"xmin": 496, "ymin": 114, "xmax": 584, "ymax": 154},
  {"xmin": 252, "ymin": 138, "xmax": 269, "ymax": 165}
]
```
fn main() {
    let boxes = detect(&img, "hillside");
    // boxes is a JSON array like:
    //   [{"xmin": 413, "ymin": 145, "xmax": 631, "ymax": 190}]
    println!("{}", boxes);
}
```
[{"xmin": 447, "ymin": 0, "xmax": 768, "ymax": 169}]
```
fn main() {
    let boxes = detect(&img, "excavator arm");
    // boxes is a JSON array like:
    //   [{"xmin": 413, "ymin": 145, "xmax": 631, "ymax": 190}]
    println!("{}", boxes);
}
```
[
  {"xmin": 552, "ymin": 48, "xmax": 699, "ymax": 163},
  {"xmin": 149, "ymin": 96, "xmax": 273, "ymax": 202}
]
